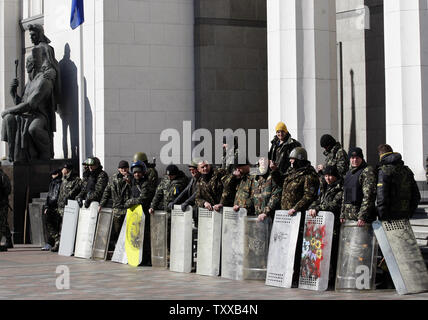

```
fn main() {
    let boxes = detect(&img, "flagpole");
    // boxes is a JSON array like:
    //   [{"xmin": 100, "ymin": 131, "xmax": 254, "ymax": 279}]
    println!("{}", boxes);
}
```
[{"xmin": 78, "ymin": 23, "xmax": 86, "ymax": 177}]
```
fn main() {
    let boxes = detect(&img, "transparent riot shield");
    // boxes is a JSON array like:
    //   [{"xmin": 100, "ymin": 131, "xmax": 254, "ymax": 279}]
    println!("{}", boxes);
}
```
[
  {"xmin": 150, "ymin": 210, "xmax": 169, "ymax": 268},
  {"xmin": 335, "ymin": 221, "xmax": 378, "ymax": 292},
  {"xmin": 243, "ymin": 216, "xmax": 271, "ymax": 280},
  {"xmin": 92, "ymin": 207, "xmax": 113, "ymax": 260},
  {"xmin": 373, "ymin": 219, "xmax": 428, "ymax": 295}
]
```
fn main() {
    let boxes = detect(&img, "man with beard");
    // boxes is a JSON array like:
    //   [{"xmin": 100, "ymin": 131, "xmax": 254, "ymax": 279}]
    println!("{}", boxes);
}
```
[{"xmin": 76, "ymin": 157, "xmax": 109, "ymax": 208}]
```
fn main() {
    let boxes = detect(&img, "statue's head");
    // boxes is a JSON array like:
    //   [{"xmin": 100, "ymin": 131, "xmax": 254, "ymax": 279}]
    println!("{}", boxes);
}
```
[{"xmin": 28, "ymin": 24, "xmax": 51, "ymax": 45}]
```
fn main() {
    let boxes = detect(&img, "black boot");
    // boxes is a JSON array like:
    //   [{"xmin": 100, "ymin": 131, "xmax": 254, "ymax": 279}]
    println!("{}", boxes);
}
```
[
  {"xmin": 5, "ymin": 236, "xmax": 13, "ymax": 249},
  {"xmin": 51, "ymin": 241, "xmax": 59, "ymax": 252}
]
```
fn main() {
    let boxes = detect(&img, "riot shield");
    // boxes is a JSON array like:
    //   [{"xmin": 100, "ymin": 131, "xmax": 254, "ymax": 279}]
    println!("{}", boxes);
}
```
[
  {"xmin": 196, "ymin": 208, "xmax": 222, "ymax": 277},
  {"xmin": 111, "ymin": 215, "xmax": 128, "ymax": 264},
  {"xmin": 58, "ymin": 200, "xmax": 80, "ymax": 256},
  {"xmin": 243, "ymin": 216, "xmax": 271, "ymax": 280},
  {"xmin": 170, "ymin": 205, "xmax": 193, "ymax": 273},
  {"xmin": 298, "ymin": 211, "xmax": 335, "ymax": 291},
  {"xmin": 125, "ymin": 205, "xmax": 145, "ymax": 267},
  {"xmin": 74, "ymin": 201, "xmax": 99, "ymax": 259},
  {"xmin": 29, "ymin": 202, "xmax": 46, "ymax": 246},
  {"xmin": 92, "ymin": 207, "xmax": 113, "ymax": 260},
  {"xmin": 221, "ymin": 207, "xmax": 247, "ymax": 280},
  {"xmin": 265, "ymin": 210, "xmax": 301, "ymax": 288},
  {"xmin": 335, "ymin": 221, "xmax": 378, "ymax": 292},
  {"xmin": 373, "ymin": 219, "xmax": 428, "ymax": 295},
  {"xmin": 150, "ymin": 210, "xmax": 169, "ymax": 268}
]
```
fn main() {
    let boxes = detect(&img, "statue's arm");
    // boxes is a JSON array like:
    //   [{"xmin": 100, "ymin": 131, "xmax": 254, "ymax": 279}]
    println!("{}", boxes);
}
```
[{"xmin": 9, "ymin": 78, "xmax": 22, "ymax": 104}]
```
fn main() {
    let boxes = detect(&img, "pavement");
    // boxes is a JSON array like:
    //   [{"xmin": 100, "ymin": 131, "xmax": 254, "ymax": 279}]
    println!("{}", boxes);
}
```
[{"xmin": 1, "ymin": 245, "xmax": 428, "ymax": 302}]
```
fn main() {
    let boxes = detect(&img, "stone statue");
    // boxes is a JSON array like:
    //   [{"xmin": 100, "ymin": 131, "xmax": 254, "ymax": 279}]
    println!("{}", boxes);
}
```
[
  {"xmin": 1, "ymin": 24, "xmax": 60, "ymax": 162},
  {"xmin": 1, "ymin": 47, "xmax": 56, "ymax": 161}
]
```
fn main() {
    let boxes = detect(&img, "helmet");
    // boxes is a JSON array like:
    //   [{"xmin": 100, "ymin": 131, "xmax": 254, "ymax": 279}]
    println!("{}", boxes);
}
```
[
  {"xmin": 82, "ymin": 157, "xmax": 92, "ymax": 166},
  {"xmin": 131, "ymin": 160, "xmax": 147, "ymax": 173},
  {"xmin": 289, "ymin": 147, "xmax": 308, "ymax": 161},
  {"xmin": 92, "ymin": 157, "xmax": 101, "ymax": 166},
  {"xmin": 133, "ymin": 152, "xmax": 148, "ymax": 163}
]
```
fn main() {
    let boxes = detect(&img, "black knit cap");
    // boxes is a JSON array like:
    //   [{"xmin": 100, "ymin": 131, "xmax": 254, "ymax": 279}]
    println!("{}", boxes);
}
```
[
  {"xmin": 320, "ymin": 134, "xmax": 336, "ymax": 148},
  {"xmin": 63, "ymin": 162, "xmax": 73, "ymax": 170},
  {"xmin": 348, "ymin": 147, "xmax": 364, "ymax": 160},
  {"xmin": 323, "ymin": 165, "xmax": 339, "ymax": 178},
  {"xmin": 118, "ymin": 160, "xmax": 129, "ymax": 168},
  {"xmin": 166, "ymin": 164, "xmax": 179, "ymax": 176}
]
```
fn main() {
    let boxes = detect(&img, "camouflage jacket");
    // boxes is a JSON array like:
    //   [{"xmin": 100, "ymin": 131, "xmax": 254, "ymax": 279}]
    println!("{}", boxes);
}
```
[
  {"xmin": 195, "ymin": 167, "xmax": 228, "ymax": 207},
  {"xmin": 146, "ymin": 167, "xmax": 159, "ymax": 194},
  {"xmin": 281, "ymin": 164, "xmax": 320, "ymax": 212},
  {"xmin": 323, "ymin": 142, "xmax": 349, "ymax": 177},
  {"xmin": 268, "ymin": 134, "xmax": 302, "ymax": 177},
  {"xmin": 100, "ymin": 172, "xmax": 132, "ymax": 216},
  {"xmin": 57, "ymin": 170, "xmax": 82, "ymax": 214},
  {"xmin": 376, "ymin": 153, "xmax": 420, "ymax": 220},
  {"xmin": 309, "ymin": 179, "xmax": 343, "ymax": 219},
  {"xmin": 220, "ymin": 173, "xmax": 242, "ymax": 207},
  {"xmin": 341, "ymin": 162, "xmax": 377, "ymax": 222},
  {"xmin": 150, "ymin": 170, "xmax": 189, "ymax": 211},
  {"xmin": 125, "ymin": 175, "xmax": 155, "ymax": 211},
  {"xmin": 77, "ymin": 166, "xmax": 109, "ymax": 203},
  {"xmin": 229, "ymin": 173, "xmax": 254, "ymax": 214},
  {"xmin": 251, "ymin": 173, "xmax": 282, "ymax": 216}
]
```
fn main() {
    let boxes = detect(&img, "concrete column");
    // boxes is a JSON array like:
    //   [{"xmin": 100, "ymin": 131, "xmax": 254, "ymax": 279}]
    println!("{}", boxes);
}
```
[
  {"xmin": 384, "ymin": 0, "xmax": 428, "ymax": 181},
  {"xmin": 267, "ymin": 0, "xmax": 337, "ymax": 165},
  {"xmin": 0, "ymin": 0, "xmax": 21, "ymax": 159}
]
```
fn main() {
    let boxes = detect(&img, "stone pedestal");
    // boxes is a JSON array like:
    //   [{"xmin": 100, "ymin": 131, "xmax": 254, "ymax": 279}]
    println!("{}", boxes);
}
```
[
  {"xmin": 196, "ymin": 208, "xmax": 222, "ymax": 277},
  {"xmin": 58, "ymin": 199, "xmax": 79, "ymax": 257},
  {"xmin": 265, "ymin": 210, "xmax": 301, "ymax": 288},
  {"xmin": 2, "ymin": 159, "xmax": 78, "ymax": 244},
  {"xmin": 221, "ymin": 207, "xmax": 247, "ymax": 281}
]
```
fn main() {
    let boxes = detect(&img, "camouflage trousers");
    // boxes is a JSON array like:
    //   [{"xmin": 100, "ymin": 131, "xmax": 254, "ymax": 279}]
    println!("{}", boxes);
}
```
[
  {"xmin": 0, "ymin": 205, "xmax": 11, "ymax": 240},
  {"xmin": 43, "ymin": 208, "xmax": 62, "ymax": 245}
]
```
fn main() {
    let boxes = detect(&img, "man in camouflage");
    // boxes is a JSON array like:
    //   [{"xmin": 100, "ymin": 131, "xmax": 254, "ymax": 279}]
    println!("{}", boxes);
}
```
[
  {"xmin": 53, "ymin": 163, "xmax": 81, "ymax": 252},
  {"xmin": 376, "ymin": 144, "xmax": 420, "ymax": 221},
  {"xmin": 133, "ymin": 152, "xmax": 158, "ymax": 194},
  {"xmin": 76, "ymin": 157, "xmax": 109, "ymax": 208},
  {"xmin": 340, "ymin": 147, "xmax": 377, "ymax": 225},
  {"xmin": 99, "ymin": 160, "xmax": 132, "ymax": 248},
  {"xmin": 227, "ymin": 161, "xmax": 254, "ymax": 214},
  {"xmin": 317, "ymin": 134, "xmax": 349, "ymax": 177},
  {"xmin": 148, "ymin": 164, "xmax": 188, "ymax": 213},
  {"xmin": 195, "ymin": 160, "xmax": 229, "ymax": 212},
  {"xmin": 0, "ymin": 164, "xmax": 12, "ymax": 252},
  {"xmin": 125, "ymin": 161, "xmax": 155, "ymax": 265}
]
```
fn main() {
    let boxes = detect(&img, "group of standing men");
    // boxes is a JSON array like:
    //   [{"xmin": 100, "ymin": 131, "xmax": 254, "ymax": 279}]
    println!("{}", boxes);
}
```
[{"xmin": 0, "ymin": 121, "xmax": 423, "ymax": 287}]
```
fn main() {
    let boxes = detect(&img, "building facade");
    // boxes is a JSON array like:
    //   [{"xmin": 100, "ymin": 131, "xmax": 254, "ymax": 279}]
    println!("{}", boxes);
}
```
[{"xmin": 0, "ymin": 0, "xmax": 427, "ymax": 189}]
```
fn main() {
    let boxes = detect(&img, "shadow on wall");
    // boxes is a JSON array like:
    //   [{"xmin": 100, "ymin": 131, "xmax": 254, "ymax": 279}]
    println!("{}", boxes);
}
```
[{"xmin": 58, "ymin": 43, "xmax": 93, "ymax": 159}]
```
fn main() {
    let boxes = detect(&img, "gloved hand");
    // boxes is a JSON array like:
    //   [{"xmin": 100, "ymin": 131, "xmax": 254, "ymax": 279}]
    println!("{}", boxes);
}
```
[
  {"xmin": 167, "ymin": 202, "xmax": 175, "ymax": 210},
  {"xmin": 84, "ymin": 199, "xmax": 92, "ymax": 208},
  {"xmin": 76, "ymin": 197, "xmax": 83, "ymax": 208},
  {"xmin": 181, "ymin": 202, "xmax": 188, "ymax": 212}
]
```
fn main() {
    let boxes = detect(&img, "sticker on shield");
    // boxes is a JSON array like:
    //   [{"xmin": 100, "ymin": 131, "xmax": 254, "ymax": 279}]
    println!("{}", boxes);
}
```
[{"xmin": 125, "ymin": 205, "xmax": 145, "ymax": 267}]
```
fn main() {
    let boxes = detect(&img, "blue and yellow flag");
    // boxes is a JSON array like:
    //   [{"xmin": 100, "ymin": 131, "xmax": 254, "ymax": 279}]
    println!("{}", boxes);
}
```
[{"xmin": 70, "ymin": 0, "xmax": 84, "ymax": 29}]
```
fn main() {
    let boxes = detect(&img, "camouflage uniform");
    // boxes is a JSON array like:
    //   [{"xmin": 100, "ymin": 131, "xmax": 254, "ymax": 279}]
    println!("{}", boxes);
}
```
[
  {"xmin": 146, "ymin": 167, "xmax": 159, "ymax": 195},
  {"xmin": 57, "ymin": 170, "xmax": 82, "ymax": 216},
  {"xmin": 323, "ymin": 142, "xmax": 349, "ymax": 177},
  {"xmin": 376, "ymin": 152, "xmax": 420, "ymax": 220},
  {"xmin": 77, "ymin": 166, "xmax": 109, "ymax": 206},
  {"xmin": 0, "ymin": 169, "xmax": 11, "ymax": 244},
  {"xmin": 280, "ymin": 165, "xmax": 320, "ymax": 212},
  {"xmin": 229, "ymin": 173, "xmax": 254, "ymax": 214},
  {"xmin": 309, "ymin": 179, "xmax": 344, "ymax": 219},
  {"xmin": 150, "ymin": 170, "xmax": 189, "ymax": 212},
  {"xmin": 251, "ymin": 173, "xmax": 282, "ymax": 217},
  {"xmin": 100, "ymin": 172, "xmax": 132, "ymax": 217},
  {"xmin": 269, "ymin": 134, "xmax": 302, "ymax": 177},
  {"xmin": 341, "ymin": 162, "xmax": 377, "ymax": 222},
  {"xmin": 195, "ymin": 167, "xmax": 228, "ymax": 208},
  {"xmin": 43, "ymin": 175, "xmax": 62, "ymax": 246}
]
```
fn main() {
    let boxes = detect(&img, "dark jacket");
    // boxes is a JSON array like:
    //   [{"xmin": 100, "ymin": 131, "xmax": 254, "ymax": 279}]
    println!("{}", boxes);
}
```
[
  {"xmin": 171, "ymin": 175, "xmax": 200, "ymax": 207},
  {"xmin": 77, "ymin": 166, "xmax": 109, "ymax": 204},
  {"xmin": 100, "ymin": 172, "xmax": 132, "ymax": 216},
  {"xmin": 309, "ymin": 179, "xmax": 343, "ymax": 221},
  {"xmin": 125, "ymin": 175, "xmax": 155, "ymax": 211},
  {"xmin": 57, "ymin": 170, "xmax": 82, "ymax": 215},
  {"xmin": 150, "ymin": 170, "xmax": 189, "ymax": 211},
  {"xmin": 45, "ymin": 176, "xmax": 62, "ymax": 210},
  {"xmin": 377, "ymin": 153, "xmax": 420, "ymax": 220},
  {"xmin": 0, "ymin": 169, "xmax": 11, "ymax": 206},
  {"xmin": 268, "ymin": 134, "xmax": 301, "ymax": 176}
]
